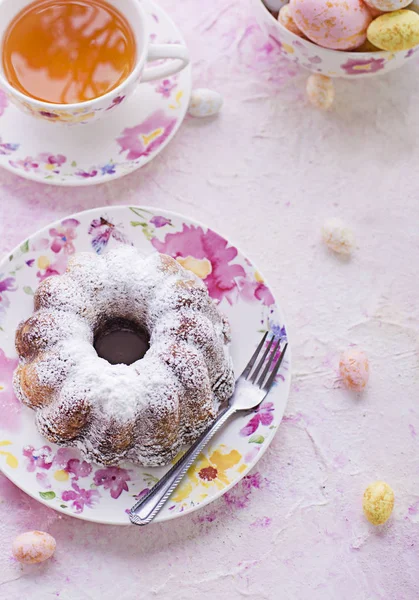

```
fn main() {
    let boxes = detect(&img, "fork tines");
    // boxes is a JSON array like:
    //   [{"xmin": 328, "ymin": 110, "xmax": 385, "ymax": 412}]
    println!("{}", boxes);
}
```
[{"xmin": 242, "ymin": 332, "xmax": 288, "ymax": 391}]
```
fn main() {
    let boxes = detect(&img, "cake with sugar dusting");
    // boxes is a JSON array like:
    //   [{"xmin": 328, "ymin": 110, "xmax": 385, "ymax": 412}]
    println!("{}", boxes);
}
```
[{"xmin": 14, "ymin": 246, "xmax": 235, "ymax": 467}]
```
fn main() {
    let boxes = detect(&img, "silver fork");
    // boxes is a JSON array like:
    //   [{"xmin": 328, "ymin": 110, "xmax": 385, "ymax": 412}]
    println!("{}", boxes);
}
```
[{"xmin": 129, "ymin": 332, "xmax": 288, "ymax": 526}]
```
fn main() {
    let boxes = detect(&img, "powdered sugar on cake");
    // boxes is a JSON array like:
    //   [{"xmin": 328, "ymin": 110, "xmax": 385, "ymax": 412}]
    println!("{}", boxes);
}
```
[{"xmin": 14, "ymin": 246, "xmax": 235, "ymax": 467}]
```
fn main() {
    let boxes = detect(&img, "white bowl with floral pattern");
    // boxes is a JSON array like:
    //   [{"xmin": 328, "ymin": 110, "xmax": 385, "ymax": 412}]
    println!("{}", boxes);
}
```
[
  {"xmin": 0, "ymin": 206, "xmax": 291, "ymax": 525},
  {"xmin": 253, "ymin": 0, "xmax": 419, "ymax": 78}
]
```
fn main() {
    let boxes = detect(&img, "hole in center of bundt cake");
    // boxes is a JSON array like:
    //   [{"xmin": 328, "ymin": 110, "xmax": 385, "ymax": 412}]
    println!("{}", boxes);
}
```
[{"xmin": 94, "ymin": 318, "xmax": 150, "ymax": 366}]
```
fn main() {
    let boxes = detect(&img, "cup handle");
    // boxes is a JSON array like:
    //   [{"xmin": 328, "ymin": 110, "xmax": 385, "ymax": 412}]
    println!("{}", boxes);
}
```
[{"xmin": 141, "ymin": 44, "xmax": 190, "ymax": 82}]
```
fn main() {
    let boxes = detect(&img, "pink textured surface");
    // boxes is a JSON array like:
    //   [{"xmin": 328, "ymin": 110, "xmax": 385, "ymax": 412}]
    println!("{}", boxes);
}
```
[{"xmin": 1, "ymin": 0, "xmax": 419, "ymax": 597}]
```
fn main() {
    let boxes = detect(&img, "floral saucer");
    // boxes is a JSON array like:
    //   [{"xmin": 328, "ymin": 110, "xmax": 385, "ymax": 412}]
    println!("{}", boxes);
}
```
[
  {"xmin": 0, "ymin": 1, "xmax": 191, "ymax": 187},
  {"xmin": 0, "ymin": 206, "xmax": 291, "ymax": 525}
]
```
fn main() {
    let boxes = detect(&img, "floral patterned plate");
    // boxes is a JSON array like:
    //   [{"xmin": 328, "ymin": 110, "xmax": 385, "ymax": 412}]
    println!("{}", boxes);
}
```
[
  {"xmin": 0, "ymin": 1, "xmax": 191, "ymax": 186},
  {"xmin": 0, "ymin": 206, "xmax": 291, "ymax": 525}
]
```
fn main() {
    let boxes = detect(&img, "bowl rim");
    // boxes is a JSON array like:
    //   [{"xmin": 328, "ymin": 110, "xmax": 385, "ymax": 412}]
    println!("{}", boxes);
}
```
[{"xmin": 257, "ymin": 0, "xmax": 407, "ymax": 57}]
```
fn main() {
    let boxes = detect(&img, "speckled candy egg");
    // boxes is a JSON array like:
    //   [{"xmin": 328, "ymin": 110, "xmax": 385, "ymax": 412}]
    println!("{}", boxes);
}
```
[
  {"xmin": 306, "ymin": 75, "xmax": 335, "ymax": 110},
  {"xmin": 290, "ymin": 0, "xmax": 372, "ymax": 50},
  {"xmin": 363, "ymin": 481, "xmax": 395, "ymax": 525},
  {"xmin": 188, "ymin": 89, "xmax": 223, "ymax": 118},
  {"xmin": 339, "ymin": 349, "xmax": 369, "ymax": 391},
  {"xmin": 12, "ymin": 531, "xmax": 56, "ymax": 564},
  {"xmin": 321, "ymin": 218, "xmax": 355, "ymax": 255},
  {"xmin": 278, "ymin": 5, "xmax": 305, "ymax": 36},
  {"xmin": 367, "ymin": 10, "xmax": 419, "ymax": 51},
  {"xmin": 364, "ymin": 0, "xmax": 412, "ymax": 11}
]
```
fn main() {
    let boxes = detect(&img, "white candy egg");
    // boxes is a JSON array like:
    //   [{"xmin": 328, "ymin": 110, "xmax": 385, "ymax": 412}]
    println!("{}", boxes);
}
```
[
  {"xmin": 12, "ymin": 531, "xmax": 56, "ymax": 564},
  {"xmin": 321, "ymin": 218, "xmax": 355, "ymax": 254},
  {"xmin": 188, "ymin": 89, "xmax": 223, "ymax": 118},
  {"xmin": 306, "ymin": 75, "xmax": 335, "ymax": 110},
  {"xmin": 264, "ymin": 0, "xmax": 289, "ymax": 11}
]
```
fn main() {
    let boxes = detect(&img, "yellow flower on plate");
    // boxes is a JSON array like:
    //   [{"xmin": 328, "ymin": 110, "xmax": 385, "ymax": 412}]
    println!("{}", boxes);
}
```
[
  {"xmin": 176, "ymin": 256, "xmax": 212, "ymax": 279},
  {"xmin": 54, "ymin": 469, "xmax": 69, "ymax": 482},
  {"xmin": 172, "ymin": 444, "xmax": 243, "ymax": 502},
  {"xmin": 37, "ymin": 255, "xmax": 50, "ymax": 270}
]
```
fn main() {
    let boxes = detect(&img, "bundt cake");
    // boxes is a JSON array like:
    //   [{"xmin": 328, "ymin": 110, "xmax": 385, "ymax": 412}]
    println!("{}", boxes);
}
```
[{"xmin": 14, "ymin": 246, "xmax": 235, "ymax": 467}]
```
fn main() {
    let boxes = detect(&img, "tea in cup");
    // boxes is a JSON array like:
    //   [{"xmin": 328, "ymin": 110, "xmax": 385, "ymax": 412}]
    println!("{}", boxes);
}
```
[{"xmin": 0, "ymin": 0, "xmax": 189, "ymax": 124}]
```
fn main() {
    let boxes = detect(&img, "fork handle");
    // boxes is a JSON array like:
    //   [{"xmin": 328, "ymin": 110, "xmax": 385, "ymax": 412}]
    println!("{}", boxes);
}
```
[{"xmin": 129, "ymin": 404, "xmax": 236, "ymax": 526}]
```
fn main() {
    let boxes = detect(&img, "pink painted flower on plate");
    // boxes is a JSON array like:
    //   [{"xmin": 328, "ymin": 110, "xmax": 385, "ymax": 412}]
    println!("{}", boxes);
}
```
[
  {"xmin": 0, "ymin": 141, "xmax": 19, "ymax": 155},
  {"xmin": 150, "ymin": 215, "xmax": 172, "ymax": 228},
  {"xmin": 342, "ymin": 57, "xmax": 385, "ymax": 75},
  {"xmin": 36, "ymin": 252, "xmax": 68, "ymax": 282},
  {"xmin": 134, "ymin": 487, "xmax": 150, "ymax": 501},
  {"xmin": 0, "ymin": 349, "xmax": 19, "ymax": 431},
  {"xmin": 23, "ymin": 445, "xmax": 54, "ymax": 472},
  {"xmin": 37, "ymin": 153, "xmax": 66, "ymax": 173},
  {"xmin": 9, "ymin": 157, "xmax": 39, "ymax": 172},
  {"xmin": 49, "ymin": 218, "xmax": 80, "ymax": 254},
  {"xmin": 155, "ymin": 78, "xmax": 177, "ymax": 98},
  {"xmin": 240, "ymin": 402, "xmax": 274, "ymax": 437},
  {"xmin": 75, "ymin": 169, "xmax": 98, "ymax": 178},
  {"xmin": 62, "ymin": 482, "xmax": 100, "ymax": 513},
  {"xmin": 0, "ymin": 89, "xmax": 8, "ymax": 117},
  {"xmin": 88, "ymin": 216, "xmax": 132, "ymax": 254},
  {"xmin": 117, "ymin": 110, "xmax": 177, "ymax": 161},
  {"xmin": 236, "ymin": 276, "xmax": 275, "ymax": 306},
  {"xmin": 65, "ymin": 458, "xmax": 92, "ymax": 480},
  {"xmin": 51, "ymin": 447, "xmax": 76, "ymax": 468},
  {"xmin": 151, "ymin": 225, "xmax": 246, "ymax": 303},
  {"xmin": 0, "ymin": 276, "xmax": 17, "ymax": 296},
  {"xmin": 38, "ymin": 153, "xmax": 66, "ymax": 166},
  {"xmin": 93, "ymin": 466, "xmax": 131, "ymax": 499},
  {"xmin": 0, "ymin": 275, "xmax": 17, "ymax": 318}
]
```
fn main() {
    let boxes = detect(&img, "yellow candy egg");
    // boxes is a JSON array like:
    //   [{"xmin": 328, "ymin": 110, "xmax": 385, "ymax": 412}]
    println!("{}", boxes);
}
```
[
  {"xmin": 306, "ymin": 75, "xmax": 335, "ymax": 110},
  {"xmin": 363, "ymin": 481, "xmax": 395, "ymax": 525},
  {"xmin": 367, "ymin": 10, "xmax": 419, "ymax": 51},
  {"xmin": 12, "ymin": 530, "xmax": 56, "ymax": 564}
]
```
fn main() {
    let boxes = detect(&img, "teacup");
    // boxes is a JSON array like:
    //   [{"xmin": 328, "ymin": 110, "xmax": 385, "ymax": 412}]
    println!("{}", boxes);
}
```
[{"xmin": 0, "ymin": 0, "xmax": 190, "ymax": 124}]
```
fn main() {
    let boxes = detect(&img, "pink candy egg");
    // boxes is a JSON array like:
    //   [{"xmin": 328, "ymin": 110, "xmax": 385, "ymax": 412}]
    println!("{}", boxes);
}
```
[
  {"xmin": 290, "ymin": 0, "xmax": 372, "ymax": 50},
  {"xmin": 339, "ymin": 349, "xmax": 370, "ymax": 391},
  {"xmin": 12, "ymin": 531, "xmax": 56, "ymax": 564}
]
